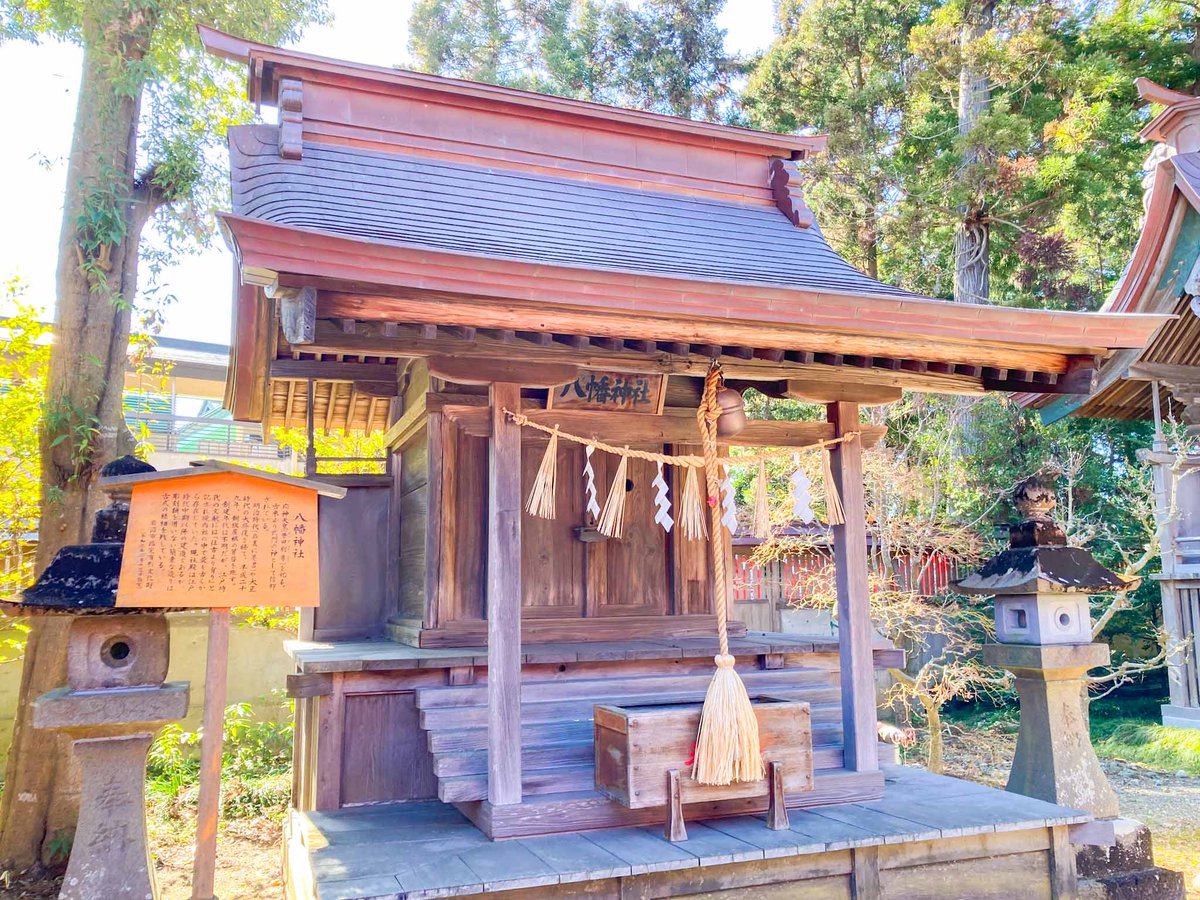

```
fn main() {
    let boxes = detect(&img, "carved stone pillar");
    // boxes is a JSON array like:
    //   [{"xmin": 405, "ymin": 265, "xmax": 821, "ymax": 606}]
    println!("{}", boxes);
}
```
[{"xmin": 982, "ymin": 642, "xmax": 1118, "ymax": 818}]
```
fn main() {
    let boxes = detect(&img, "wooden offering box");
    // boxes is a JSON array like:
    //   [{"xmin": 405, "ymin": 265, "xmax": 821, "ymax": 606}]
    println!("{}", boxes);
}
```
[{"xmin": 594, "ymin": 698, "xmax": 813, "ymax": 808}]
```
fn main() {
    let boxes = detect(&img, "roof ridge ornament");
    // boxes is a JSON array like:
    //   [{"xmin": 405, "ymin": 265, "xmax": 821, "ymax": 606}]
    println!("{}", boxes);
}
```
[
  {"xmin": 769, "ymin": 158, "xmax": 814, "ymax": 229},
  {"xmin": 1137, "ymin": 77, "xmax": 1200, "ymax": 153}
]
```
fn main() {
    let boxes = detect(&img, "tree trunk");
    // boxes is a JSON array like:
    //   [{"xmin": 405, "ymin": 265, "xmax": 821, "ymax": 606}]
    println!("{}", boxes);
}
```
[
  {"xmin": 953, "ymin": 0, "xmax": 993, "ymax": 304},
  {"xmin": 860, "ymin": 207, "xmax": 879, "ymax": 280},
  {"xmin": 920, "ymin": 694, "xmax": 944, "ymax": 774},
  {"xmin": 0, "ymin": 8, "xmax": 156, "ymax": 870}
]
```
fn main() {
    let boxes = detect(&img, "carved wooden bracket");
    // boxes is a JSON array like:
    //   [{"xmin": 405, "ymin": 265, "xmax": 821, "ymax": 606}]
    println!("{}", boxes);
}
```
[
  {"xmin": 279, "ymin": 78, "xmax": 304, "ymax": 160},
  {"xmin": 769, "ymin": 158, "xmax": 814, "ymax": 229},
  {"xmin": 276, "ymin": 285, "xmax": 317, "ymax": 345}
]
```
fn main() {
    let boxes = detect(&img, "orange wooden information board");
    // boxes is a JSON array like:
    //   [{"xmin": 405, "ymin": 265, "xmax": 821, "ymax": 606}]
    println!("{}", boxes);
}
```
[{"xmin": 116, "ymin": 471, "xmax": 320, "ymax": 608}]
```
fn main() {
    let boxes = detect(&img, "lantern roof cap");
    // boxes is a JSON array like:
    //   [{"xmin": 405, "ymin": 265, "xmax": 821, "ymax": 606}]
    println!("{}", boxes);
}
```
[{"xmin": 956, "ymin": 477, "xmax": 1138, "ymax": 596}]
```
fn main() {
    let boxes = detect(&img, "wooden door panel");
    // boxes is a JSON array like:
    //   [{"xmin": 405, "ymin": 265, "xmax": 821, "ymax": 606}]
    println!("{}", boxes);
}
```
[
  {"xmin": 521, "ymin": 439, "xmax": 585, "ymax": 617},
  {"xmin": 593, "ymin": 455, "xmax": 669, "ymax": 616},
  {"xmin": 668, "ymin": 443, "xmax": 714, "ymax": 616}
]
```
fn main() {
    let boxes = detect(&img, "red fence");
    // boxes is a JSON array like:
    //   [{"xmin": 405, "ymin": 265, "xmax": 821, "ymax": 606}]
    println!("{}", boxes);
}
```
[{"xmin": 732, "ymin": 549, "xmax": 963, "ymax": 603}]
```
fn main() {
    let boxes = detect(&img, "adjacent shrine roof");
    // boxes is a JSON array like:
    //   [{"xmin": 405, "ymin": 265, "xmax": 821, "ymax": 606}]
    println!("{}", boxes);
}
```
[
  {"xmin": 1020, "ymin": 79, "xmax": 1200, "ymax": 423},
  {"xmin": 200, "ymin": 26, "xmax": 1170, "ymax": 432}
]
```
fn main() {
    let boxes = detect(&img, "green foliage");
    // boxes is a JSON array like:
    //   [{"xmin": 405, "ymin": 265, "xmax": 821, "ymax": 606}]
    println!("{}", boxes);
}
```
[
  {"xmin": 270, "ymin": 425, "xmax": 389, "ymax": 475},
  {"xmin": 147, "ymin": 700, "xmax": 294, "ymax": 820},
  {"xmin": 0, "ymin": 281, "xmax": 50, "ymax": 601},
  {"xmin": 746, "ymin": 0, "xmax": 1200, "ymax": 309},
  {"xmin": 745, "ymin": 0, "xmax": 921, "ymax": 275},
  {"xmin": 234, "ymin": 606, "xmax": 299, "ymax": 631},
  {"xmin": 44, "ymin": 830, "xmax": 72, "ymax": 865},
  {"xmin": 407, "ymin": 0, "xmax": 737, "ymax": 120}
]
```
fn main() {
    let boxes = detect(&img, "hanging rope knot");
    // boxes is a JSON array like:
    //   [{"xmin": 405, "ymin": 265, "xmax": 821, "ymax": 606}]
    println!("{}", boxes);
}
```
[{"xmin": 714, "ymin": 654, "xmax": 735, "ymax": 669}]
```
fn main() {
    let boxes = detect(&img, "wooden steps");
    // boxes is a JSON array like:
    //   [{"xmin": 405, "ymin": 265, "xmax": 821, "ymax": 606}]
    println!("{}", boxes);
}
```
[
  {"xmin": 420, "ymin": 688, "xmax": 843, "ymax": 729},
  {"xmin": 415, "ymin": 668, "xmax": 831, "ymax": 708},
  {"xmin": 414, "ymin": 665, "xmax": 850, "ymax": 805},
  {"xmin": 439, "ymin": 763, "xmax": 598, "ymax": 802}
]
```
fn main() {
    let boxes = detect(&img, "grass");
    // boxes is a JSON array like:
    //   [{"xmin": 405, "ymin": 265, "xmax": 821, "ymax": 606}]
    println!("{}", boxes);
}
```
[
  {"xmin": 1091, "ymin": 720, "xmax": 1200, "ymax": 776},
  {"xmin": 944, "ymin": 689, "xmax": 1200, "ymax": 778}
]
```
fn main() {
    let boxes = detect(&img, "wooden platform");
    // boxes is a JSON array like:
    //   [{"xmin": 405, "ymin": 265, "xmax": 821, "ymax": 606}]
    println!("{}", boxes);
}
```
[
  {"xmin": 284, "ymin": 765, "xmax": 1089, "ymax": 900},
  {"xmin": 284, "ymin": 632, "xmax": 905, "ymax": 673}
]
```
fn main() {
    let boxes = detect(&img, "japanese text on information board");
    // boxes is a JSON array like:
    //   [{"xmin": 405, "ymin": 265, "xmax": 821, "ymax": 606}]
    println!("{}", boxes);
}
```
[{"xmin": 116, "ymin": 472, "xmax": 320, "ymax": 608}]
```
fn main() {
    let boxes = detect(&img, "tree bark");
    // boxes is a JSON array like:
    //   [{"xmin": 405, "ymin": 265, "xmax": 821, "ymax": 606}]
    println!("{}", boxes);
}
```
[
  {"xmin": 859, "ymin": 208, "xmax": 879, "ymax": 280},
  {"xmin": 0, "ymin": 6, "xmax": 157, "ymax": 870},
  {"xmin": 953, "ymin": 0, "xmax": 993, "ymax": 304},
  {"xmin": 921, "ymin": 694, "xmax": 944, "ymax": 774}
]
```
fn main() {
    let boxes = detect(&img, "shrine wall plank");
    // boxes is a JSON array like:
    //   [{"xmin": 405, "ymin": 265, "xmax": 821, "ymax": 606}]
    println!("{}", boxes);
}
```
[
  {"xmin": 398, "ymin": 428, "xmax": 429, "ymax": 623},
  {"xmin": 445, "ymin": 427, "xmax": 488, "ymax": 624},
  {"xmin": 593, "ymin": 454, "xmax": 670, "ymax": 617},
  {"xmin": 309, "ymin": 487, "xmax": 392, "ymax": 640},
  {"xmin": 668, "ymin": 443, "xmax": 714, "ymax": 616},
  {"xmin": 427, "ymin": 417, "xmax": 743, "ymax": 636}
]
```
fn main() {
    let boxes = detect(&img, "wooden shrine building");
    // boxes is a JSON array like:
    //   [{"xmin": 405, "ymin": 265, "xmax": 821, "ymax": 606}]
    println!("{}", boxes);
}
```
[
  {"xmin": 201, "ymin": 27, "xmax": 1167, "ymax": 900},
  {"xmin": 1021, "ymin": 79, "xmax": 1200, "ymax": 732}
]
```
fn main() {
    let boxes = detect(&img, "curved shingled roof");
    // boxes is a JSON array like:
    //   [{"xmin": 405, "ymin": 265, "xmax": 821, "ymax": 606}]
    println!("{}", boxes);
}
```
[{"xmin": 229, "ymin": 125, "xmax": 916, "ymax": 301}]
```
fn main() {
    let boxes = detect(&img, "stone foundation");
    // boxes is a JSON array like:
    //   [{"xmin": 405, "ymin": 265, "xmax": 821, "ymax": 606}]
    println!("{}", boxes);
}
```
[{"xmin": 1076, "ymin": 818, "xmax": 1185, "ymax": 900}]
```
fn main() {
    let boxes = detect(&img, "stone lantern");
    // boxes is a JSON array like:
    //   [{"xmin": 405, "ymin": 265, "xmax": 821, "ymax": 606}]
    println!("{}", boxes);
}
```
[
  {"xmin": 13, "ymin": 456, "xmax": 190, "ymax": 900},
  {"xmin": 956, "ymin": 473, "xmax": 1136, "ymax": 820}
]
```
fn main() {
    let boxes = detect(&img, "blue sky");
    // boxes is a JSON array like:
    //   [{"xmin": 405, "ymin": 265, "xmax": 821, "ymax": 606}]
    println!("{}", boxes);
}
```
[{"xmin": 0, "ymin": 1, "xmax": 776, "ymax": 344}]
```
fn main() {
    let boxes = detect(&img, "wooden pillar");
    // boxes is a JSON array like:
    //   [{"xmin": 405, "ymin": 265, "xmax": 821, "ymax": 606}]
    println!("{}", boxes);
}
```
[
  {"xmin": 828, "ymin": 402, "xmax": 878, "ymax": 773},
  {"xmin": 487, "ymin": 382, "xmax": 523, "ymax": 805},
  {"xmin": 305, "ymin": 379, "xmax": 317, "ymax": 477}
]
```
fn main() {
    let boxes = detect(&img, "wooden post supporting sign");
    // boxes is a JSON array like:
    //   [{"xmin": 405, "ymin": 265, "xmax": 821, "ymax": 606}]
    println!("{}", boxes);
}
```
[
  {"xmin": 191, "ymin": 608, "xmax": 230, "ymax": 900},
  {"xmin": 110, "ymin": 462, "xmax": 346, "ymax": 900}
]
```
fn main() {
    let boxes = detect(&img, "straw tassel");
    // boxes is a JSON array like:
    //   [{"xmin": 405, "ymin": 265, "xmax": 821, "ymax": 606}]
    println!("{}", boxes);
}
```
[
  {"xmin": 525, "ymin": 427, "xmax": 559, "ymax": 520},
  {"xmin": 690, "ymin": 362, "xmax": 763, "ymax": 786},
  {"xmin": 597, "ymin": 452, "xmax": 630, "ymax": 538},
  {"xmin": 692, "ymin": 654, "xmax": 766, "ymax": 785},
  {"xmin": 820, "ymin": 447, "xmax": 845, "ymax": 526},
  {"xmin": 752, "ymin": 459, "xmax": 770, "ymax": 539},
  {"xmin": 679, "ymin": 465, "xmax": 708, "ymax": 540}
]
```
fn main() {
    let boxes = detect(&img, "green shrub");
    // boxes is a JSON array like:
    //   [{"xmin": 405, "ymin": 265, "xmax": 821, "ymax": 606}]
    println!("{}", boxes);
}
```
[{"xmin": 147, "ymin": 699, "xmax": 293, "ymax": 819}]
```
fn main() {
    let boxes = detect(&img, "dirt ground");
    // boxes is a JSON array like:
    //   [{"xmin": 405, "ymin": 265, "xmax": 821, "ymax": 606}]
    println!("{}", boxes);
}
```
[
  {"xmin": 0, "ymin": 816, "xmax": 283, "ymax": 900},
  {"xmin": 938, "ymin": 723, "xmax": 1200, "ymax": 898},
  {"xmin": 149, "ymin": 815, "xmax": 284, "ymax": 900}
]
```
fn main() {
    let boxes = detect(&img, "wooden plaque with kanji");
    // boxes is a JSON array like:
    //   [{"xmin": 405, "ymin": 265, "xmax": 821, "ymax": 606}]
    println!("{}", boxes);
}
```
[
  {"xmin": 116, "ymin": 470, "xmax": 321, "ymax": 608},
  {"xmin": 548, "ymin": 370, "xmax": 667, "ymax": 413}
]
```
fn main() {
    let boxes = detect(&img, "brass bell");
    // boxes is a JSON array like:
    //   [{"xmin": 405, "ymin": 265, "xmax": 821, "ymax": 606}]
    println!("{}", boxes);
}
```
[{"xmin": 715, "ymin": 387, "xmax": 747, "ymax": 436}]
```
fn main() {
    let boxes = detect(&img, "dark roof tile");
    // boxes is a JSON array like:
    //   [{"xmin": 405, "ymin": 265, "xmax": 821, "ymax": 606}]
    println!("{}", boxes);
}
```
[{"xmin": 229, "ymin": 125, "xmax": 918, "ymax": 301}]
